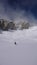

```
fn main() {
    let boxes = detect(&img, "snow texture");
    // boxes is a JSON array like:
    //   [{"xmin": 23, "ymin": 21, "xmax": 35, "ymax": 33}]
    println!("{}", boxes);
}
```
[{"xmin": 0, "ymin": 26, "xmax": 37, "ymax": 65}]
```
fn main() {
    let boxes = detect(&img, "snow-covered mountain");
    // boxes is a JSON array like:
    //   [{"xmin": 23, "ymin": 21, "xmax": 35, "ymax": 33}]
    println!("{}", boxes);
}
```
[{"xmin": 0, "ymin": 26, "xmax": 37, "ymax": 65}]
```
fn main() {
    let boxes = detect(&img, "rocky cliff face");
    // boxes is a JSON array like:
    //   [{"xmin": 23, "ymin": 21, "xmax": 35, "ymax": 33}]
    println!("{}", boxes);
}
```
[
  {"xmin": 7, "ymin": 22, "xmax": 16, "ymax": 30},
  {"xmin": 0, "ymin": 19, "xmax": 30, "ymax": 31},
  {"xmin": 16, "ymin": 22, "xmax": 30, "ymax": 30},
  {"xmin": 0, "ymin": 19, "xmax": 16, "ymax": 30}
]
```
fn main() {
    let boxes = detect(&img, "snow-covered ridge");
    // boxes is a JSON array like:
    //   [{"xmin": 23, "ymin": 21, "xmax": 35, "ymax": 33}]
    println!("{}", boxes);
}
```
[{"xmin": 0, "ymin": 26, "xmax": 37, "ymax": 43}]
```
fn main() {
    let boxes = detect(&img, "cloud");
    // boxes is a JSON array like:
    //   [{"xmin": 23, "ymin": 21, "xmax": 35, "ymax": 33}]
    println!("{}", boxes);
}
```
[{"xmin": 0, "ymin": 1, "xmax": 37, "ymax": 25}]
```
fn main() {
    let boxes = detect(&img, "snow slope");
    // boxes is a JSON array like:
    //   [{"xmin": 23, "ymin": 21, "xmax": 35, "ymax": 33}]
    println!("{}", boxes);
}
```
[{"xmin": 0, "ymin": 26, "xmax": 37, "ymax": 65}]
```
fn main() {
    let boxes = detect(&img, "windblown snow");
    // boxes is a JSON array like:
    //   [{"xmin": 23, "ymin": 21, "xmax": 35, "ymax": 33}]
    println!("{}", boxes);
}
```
[{"xmin": 0, "ymin": 26, "xmax": 37, "ymax": 65}]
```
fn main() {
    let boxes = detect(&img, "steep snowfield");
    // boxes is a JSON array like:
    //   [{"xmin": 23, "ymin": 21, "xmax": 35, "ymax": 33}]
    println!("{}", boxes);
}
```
[{"xmin": 0, "ymin": 26, "xmax": 37, "ymax": 65}]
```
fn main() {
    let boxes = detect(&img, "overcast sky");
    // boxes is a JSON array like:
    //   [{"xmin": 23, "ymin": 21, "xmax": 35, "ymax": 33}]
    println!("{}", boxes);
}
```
[
  {"xmin": 0, "ymin": 0, "xmax": 37, "ymax": 23},
  {"xmin": 0, "ymin": 0, "xmax": 37, "ymax": 15}
]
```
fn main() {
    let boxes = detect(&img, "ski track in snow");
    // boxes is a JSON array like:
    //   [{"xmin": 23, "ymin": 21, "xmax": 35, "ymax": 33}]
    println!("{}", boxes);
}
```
[{"xmin": 0, "ymin": 26, "xmax": 37, "ymax": 65}]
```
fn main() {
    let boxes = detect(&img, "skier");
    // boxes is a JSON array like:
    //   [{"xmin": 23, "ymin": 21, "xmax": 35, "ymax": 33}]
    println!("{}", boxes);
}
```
[{"xmin": 14, "ymin": 42, "xmax": 16, "ymax": 45}]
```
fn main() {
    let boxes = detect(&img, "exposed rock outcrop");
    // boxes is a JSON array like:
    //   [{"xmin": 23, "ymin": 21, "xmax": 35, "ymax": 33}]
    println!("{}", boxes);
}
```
[
  {"xmin": 0, "ymin": 19, "xmax": 16, "ymax": 30},
  {"xmin": 0, "ymin": 19, "xmax": 30, "ymax": 31},
  {"xmin": 7, "ymin": 22, "xmax": 16, "ymax": 30}
]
